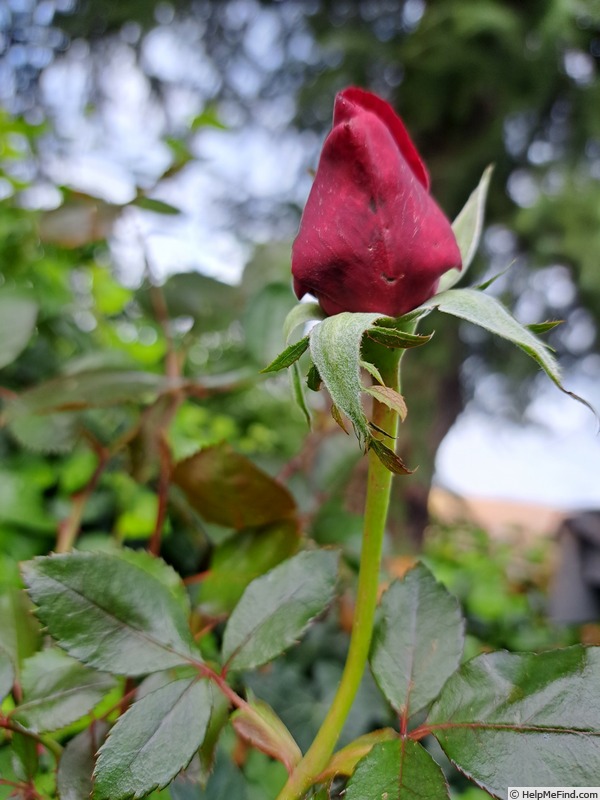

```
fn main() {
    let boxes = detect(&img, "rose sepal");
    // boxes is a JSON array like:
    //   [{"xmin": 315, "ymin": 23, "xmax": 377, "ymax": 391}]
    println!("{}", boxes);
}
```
[
  {"xmin": 416, "ymin": 286, "xmax": 594, "ymax": 413},
  {"xmin": 438, "ymin": 164, "xmax": 494, "ymax": 292}
]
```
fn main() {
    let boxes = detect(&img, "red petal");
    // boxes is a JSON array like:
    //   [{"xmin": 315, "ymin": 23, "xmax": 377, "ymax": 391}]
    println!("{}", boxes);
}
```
[
  {"xmin": 291, "ymin": 94, "xmax": 461, "ymax": 318},
  {"xmin": 334, "ymin": 87, "xmax": 430, "ymax": 191}
]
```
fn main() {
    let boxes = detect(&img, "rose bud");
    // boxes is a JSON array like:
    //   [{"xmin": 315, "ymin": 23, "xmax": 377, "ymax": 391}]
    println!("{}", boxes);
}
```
[{"xmin": 292, "ymin": 87, "xmax": 462, "ymax": 317}]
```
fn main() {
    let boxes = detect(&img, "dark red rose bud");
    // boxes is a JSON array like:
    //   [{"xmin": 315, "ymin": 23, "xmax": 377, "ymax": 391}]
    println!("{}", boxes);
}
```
[{"xmin": 292, "ymin": 87, "xmax": 462, "ymax": 317}]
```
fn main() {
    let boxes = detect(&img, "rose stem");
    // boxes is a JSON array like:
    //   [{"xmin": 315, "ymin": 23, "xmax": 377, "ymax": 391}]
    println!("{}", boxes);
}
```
[{"xmin": 276, "ymin": 344, "xmax": 403, "ymax": 800}]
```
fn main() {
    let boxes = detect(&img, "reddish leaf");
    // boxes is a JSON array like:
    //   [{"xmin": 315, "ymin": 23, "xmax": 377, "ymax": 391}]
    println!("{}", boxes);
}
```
[{"xmin": 172, "ymin": 443, "xmax": 296, "ymax": 529}]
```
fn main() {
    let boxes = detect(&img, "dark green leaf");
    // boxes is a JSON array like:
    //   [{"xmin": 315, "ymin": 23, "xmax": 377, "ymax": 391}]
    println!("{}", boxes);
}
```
[
  {"xmin": 222, "ymin": 550, "xmax": 339, "ymax": 671},
  {"xmin": 527, "ymin": 320, "xmax": 563, "ymax": 335},
  {"xmin": 132, "ymin": 196, "xmax": 181, "ymax": 215},
  {"xmin": 12, "ymin": 647, "xmax": 116, "ymax": 732},
  {"xmin": 475, "ymin": 265, "xmax": 513, "ymax": 291},
  {"xmin": 114, "ymin": 548, "xmax": 191, "ymax": 616},
  {"xmin": 317, "ymin": 729, "xmax": 398, "ymax": 781},
  {"xmin": 368, "ymin": 439, "xmax": 413, "ymax": 475},
  {"xmin": 366, "ymin": 326, "xmax": 432, "ymax": 349},
  {"xmin": 306, "ymin": 364, "xmax": 322, "ymax": 391},
  {"xmin": 94, "ymin": 677, "xmax": 214, "ymax": 800},
  {"xmin": 8, "ymin": 411, "xmax": 80, "ymax": 454},
  {"xmin": 0, "ymin": 290, "xmax": 38, "ymax": 369},
  {"xmin": 260, "ymin": 336, "xmax": 310, "ymax": 374},
  {"xmin": 345, "ymin": 739, "xmax": 450, "ymax": 800},
  {"xmin": 428, "ymin": 646, "xmax": 600, "ymax": 796},
  {"xmin": 172, "ymin": 443, "xmax": 296, "ymax": 530},
  {"xmin": 199, "ymin": 521, "xmax": 300, "ymax": 615},
  {"xmin": 11, "ymin": 731, "xmax": 38, "ymax": 782},
  {"xmin": 178, "ymin": 749, "xmax": 249, "ymax": 799},
  {"xmin": 0, "ymin": 587, "xmax": 41, "ymax": 681},
  {"xmin": 22, "ymin": 551, "xmax": 196, "ymax": 675},
  {"xmin": 5, "ymin": 370, "xmax": 182, "ymax": 421},
  {"xmin": 370, "ymin": 564, "xmax": 464, "ymax": 717},
  {"xmin": 197, "ymin": 692, "xmax": 229, "ymax": 788},
  {"xmin": 0, "ymin": 646, "xmax": 14, "ymax": 702},
  {"xmin": 57, "ymin": 722, "xmax": 109, "ymax": 800}
]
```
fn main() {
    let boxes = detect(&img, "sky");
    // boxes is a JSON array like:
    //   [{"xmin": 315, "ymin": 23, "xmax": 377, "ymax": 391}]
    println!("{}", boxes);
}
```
[{"xmin": 436, "ymin": 389, "xmax": 600, "ymax": 509}]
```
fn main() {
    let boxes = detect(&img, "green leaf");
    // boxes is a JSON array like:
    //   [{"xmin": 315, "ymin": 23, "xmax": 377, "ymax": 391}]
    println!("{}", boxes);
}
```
[
  {"xmin": 8, "ymin": 410, "xmax": 80, "ymax": 454},
  {"xmin": 231, "ymin": 694, "xmax": 302, "ymax": 773},
  {"xmin": 94, "ymin": 677, "xmax": 214, "ymax": 800},
  {"xmin": 427, "ymin": 646, "xmax": 600, "ymax": 796},
  {"xmin": 172, "ymin": 443, "xmax": 296, "ymax": 530},
  {"xmin": 438, "ymin": 164, "xmax": 494, "ymax": 292},
  {"xmin": 364, "ymin": 386, "xmax": 407, "ymax": 422},
  {"xmin": 132, "ymin": 196, "xmax": 181, "ymax": 215},
  {"xmin": 12, "ymin": 648, "xmax": 115, "ymax": 732},
  {"xmin": 282, "ymin": 301, "xmax": 324, "ymax": 343},
  {"xmin": 113, "ymin": 548, "xmax": 191, "ymax": 617},
  {"xmin": 370, "ymin": 564, "xmax": 464, "ymax": 718},
  {"xmin": 345, "ymin": 739, "xmax": 450, "ymax": 800},
  {"xmin": 57, "ymin": 721, "xmax": 109, "ymax": 800},
  {"xmin": 244, "ymin": 283, "xmax": 298, "ymax": 365},
  {"xmin": 4, "ymin": 370, "xmax": 182, "ymax": 421},
  {"xmin": 11, "ymin": 731, "xmax": 38, "ymax": 782},
  {"xmin": 0, "ymin": 587, "xmax": 41, "ymax": 681},
  {"xmin": 138, "ymin": 273, "xmax": 241, "ymax": 332},
  {"xmin": 306, "ymin": 363, "xmax": 322, "ymax": 391},
  {"xmin": 317, "ymin": 729, "xmax": 398, "ymax": 781},
  {"xmin": 191, "ymin": 106, "xmax": 227, "ymax": 130},
  {"xmin": 199, "ymin": 521, "xmax": 300, "ymax": 615},
  {"xmin": 22, "ymin": 551, "xmax": 196, "ymax": 675},
  {"xmin": 309, "ymin": 312, "xmax": 382, "ymax": 447},
  {"xmin": 279, "ymin": 301, "xmax": 323, "ymax": 425},
  {"xmin": 0, "ymin": 290, "xmax": 38, "ymax": 369},
  {"xmin": 197, "ymin": 692, "xmax": 229, "ymax": 788},
  {"xmin": 360, "ymin": 360, "xmax": 384, "ymax": 385},
  {"xmin": 366, "ymin": 326, "xmax": 432, "ymax": 349},
  {"xmin": 527, "ymin": 319, "xmax": 563, "ymax": 335},
  {"xmin": 0, "ymin": 469, "xmax": 55, "ymax": 532},
  {"xmin": 368, "ymin": 439, "xmax": 413, "ymax": 475},
  {"xmin": 291, "ymin": 362, "xmax": 311, "ymax": 426},
  {"xmin": 260, "ymin": 336, "xmax": 310, "ymax": 374},
  {"xmin": 0, "ymin": 645, "xmax": 14, "ymax": 702},
  {"xmin": 421, "ymin": 288, "xmax": 589, "ymax": 406},
  {"xmin": 222, "ymin": 550, "xmax": 339, "ymax": 671}
]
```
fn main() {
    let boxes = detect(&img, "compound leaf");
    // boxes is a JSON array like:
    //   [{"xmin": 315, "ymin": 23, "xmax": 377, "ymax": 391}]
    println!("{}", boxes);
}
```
[
  {"xmin": 428, "ymin": 646, "xmax": 600, "ymax": 797},
  {"xmin": 94, "ymin": 677, "xmax": 213, "ymax": 800},
  {"xmin": 370, "ymin": 564, "xmax": 464, "ymax": 718},
  {"xmin": 22, "ymin": 551, "xmax": 196, "ymax": 676},
  {"xmin": 222, "ymin": 550, "xmax": 339, "ymax": 671},
  {"xmin": 345, "ymin": 739, "xmax": 450, "ymax": 800}
]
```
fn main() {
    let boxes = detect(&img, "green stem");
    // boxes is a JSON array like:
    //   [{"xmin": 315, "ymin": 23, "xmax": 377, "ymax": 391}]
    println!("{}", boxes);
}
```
[{"xmin": 276, "ymin": 347, "xmax": 403, "ymax": 800}]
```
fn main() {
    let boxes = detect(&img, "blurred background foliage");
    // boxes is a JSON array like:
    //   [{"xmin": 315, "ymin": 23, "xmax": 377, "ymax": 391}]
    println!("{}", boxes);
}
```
[{"xmin": 1, "ymin": 1, "xmax": 600, "ymax": 797}]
